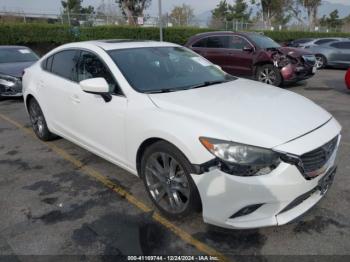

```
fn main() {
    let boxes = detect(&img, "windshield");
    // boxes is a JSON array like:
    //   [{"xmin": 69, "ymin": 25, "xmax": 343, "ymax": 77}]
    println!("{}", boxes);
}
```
[
  {"xmin": 0, "ymin": 48, "xmax": 39, "ymax": 63},
  {"xmin": 108, "ymin": 47, "xmax": 235, "ymax": 93},
  {"xmin": 249, "ymin": 34, "xmax": 280, "ymax": 49}
]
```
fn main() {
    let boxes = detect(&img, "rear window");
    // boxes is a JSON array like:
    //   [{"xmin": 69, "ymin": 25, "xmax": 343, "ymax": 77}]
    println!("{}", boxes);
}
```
[
  {"xmin": 51, "ymin": 50, "xmax": 79, "ymax": 81},
  {"xmin": 193, "ymin": 36, "xmax": 230, "ymax": 48},
  {"xmin": 0, "ymin": 48, "xmax": 38, "ymax": 63},
  {"xmin": 314, "ymin": 39, "xmax": 338, "ymax": 45},
  {"xmin": 331, "ymin": 42, "xmax": 350, "ymax": 49},
  {"xmin": 294, "ymin": 38, "xmax": 313, "ymax": 44}
]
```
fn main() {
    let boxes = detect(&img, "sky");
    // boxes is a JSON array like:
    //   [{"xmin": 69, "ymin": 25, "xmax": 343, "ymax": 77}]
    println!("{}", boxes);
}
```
[{"xmin": 0, "ymin": 0, "xmax": 349, "ymax": 16}]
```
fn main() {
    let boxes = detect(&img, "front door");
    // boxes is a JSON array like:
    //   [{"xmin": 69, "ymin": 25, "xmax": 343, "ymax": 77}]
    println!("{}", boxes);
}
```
[
  {"xmin": 225, "ymin": 35, "xmax": 254, "ymax": 76},
  {"xmin": 73, "ymin": 50, "xmax": 128, "ymax": 165}
]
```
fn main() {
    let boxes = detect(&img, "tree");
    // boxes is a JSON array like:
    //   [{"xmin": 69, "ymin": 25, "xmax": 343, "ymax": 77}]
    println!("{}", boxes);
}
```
[
  {"xmin": 61, "ymin": 0, "xmax": 95, "ymax": 24},
  {"xmin": 251, "ymin": 0, "xmax": 287, "ymax": 27},
  {"xmin": 285, "ymin": 0, "xmax": 304, "ymax": 24},
  {"xmin": 61, "ymin": 0, "xmax": 95, "ymax": 14},
  {"xmin": 231, "ymin": 0, "xmax": 252, "ymax": 21},
  {"xmin": 319, "ymin": 9, "xmax": 343, "ymax": 29},
  {"xmin": 61, "ymin": 0, "xmax": 82, "ymax": 14},
  {"xmin": 115, "ymin": 0, "xmax": 151, "ymax": 25},
  {"xmin": 97, "ymin": 0, "xmax": 125, "ymax": 25},
  {"xmin": 299, "ymin": 0, "xmax": 322, "ymax": 29},
  {"xmin": 169, "ymin": 4, "xmax": 195, "ymax": 26},
  {"xmin": 211, "ymin": 0, "xmax": 251, "ymax": 29}
]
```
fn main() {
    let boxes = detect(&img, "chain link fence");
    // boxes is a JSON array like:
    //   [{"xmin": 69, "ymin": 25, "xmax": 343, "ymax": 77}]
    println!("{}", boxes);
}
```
[{"xmin": 0, "ymin": 10, "xmax": 348, "ymax": 33}]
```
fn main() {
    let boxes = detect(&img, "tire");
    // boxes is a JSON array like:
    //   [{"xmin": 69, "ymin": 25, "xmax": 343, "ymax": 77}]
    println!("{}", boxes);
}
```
[
  {"xmin": 28, "ymin": 98, "xmax": 56, "ymax": 141},
  {"xmin": 256, "ymin": 64, "xmax": 282, "ymax": 86},
  {"xmin": 315, "ymin": 54, "xmax": 327, "ymax": 69},
  {"xmin": 140, "ymin": 141, "xmax": 201, "ymax": 219}
]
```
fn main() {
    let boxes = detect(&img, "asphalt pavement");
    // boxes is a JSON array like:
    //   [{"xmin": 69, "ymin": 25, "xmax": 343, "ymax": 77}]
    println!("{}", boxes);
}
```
[{"xmin": 0, "ymin": 69, "xmax": 349, "ymax": 262}]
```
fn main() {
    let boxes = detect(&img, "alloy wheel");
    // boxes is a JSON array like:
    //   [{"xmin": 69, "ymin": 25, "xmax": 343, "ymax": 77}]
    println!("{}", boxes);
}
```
[
  {"xmin": 29, "ymin": 101, "xmax": 45, "ymax": 137},
  {"xmin": 144, "ymin": 152, "xmax": 190, "ymax": 214},
  {"xmin": 315, "ymin": 56, "xmax": 324, "ymax": 69},
  {"xmin": 258, "ymin": 67, "xmax": 277, "ymax": 85}
]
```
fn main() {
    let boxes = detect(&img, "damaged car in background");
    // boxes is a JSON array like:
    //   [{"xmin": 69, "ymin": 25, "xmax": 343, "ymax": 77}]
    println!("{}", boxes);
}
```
[
  {"xmin": 0, "ymin": 46, "xmax": 39, "ymax": 99},
  {"xmin": 186, "ymin": 32, "xmax": 317, "ymax": 86}
]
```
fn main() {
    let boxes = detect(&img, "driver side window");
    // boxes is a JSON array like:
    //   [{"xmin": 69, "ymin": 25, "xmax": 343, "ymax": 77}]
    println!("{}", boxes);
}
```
[
  {"xmin": 229, "ymin": 36, "xmax": 249, "ymax": 50},
  {"xmin": 77, "ymin": 51, "xmax": 122, "ymax": 95}
]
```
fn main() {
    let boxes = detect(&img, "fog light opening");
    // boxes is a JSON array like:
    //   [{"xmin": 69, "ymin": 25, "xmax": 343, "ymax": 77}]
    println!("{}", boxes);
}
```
[{"xmin": 229, "ymin": 204, "xmax": 264, "ymax": 219}]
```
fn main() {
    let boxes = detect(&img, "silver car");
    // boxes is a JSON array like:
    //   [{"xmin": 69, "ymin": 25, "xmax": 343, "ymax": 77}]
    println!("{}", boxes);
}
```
[
  {"xmin": 290, "ymin": 37, "xmax": 346, "ymax": 49},
  {"xmin": 0, "ymin": 46, "xmax": 39, "ymax": 99},
  {"xmin": 309, "ymin": 41, "xmax": 350, "ymax": 69}
]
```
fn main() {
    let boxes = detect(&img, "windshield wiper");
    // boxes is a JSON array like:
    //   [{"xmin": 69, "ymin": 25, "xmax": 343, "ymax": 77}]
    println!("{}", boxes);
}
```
[
  {"xmin": 185, "ymin": 80, "xmax": 230, "ymax": 90},
  {"xmin": 144, "ymin": 88, "xmax": 178, "ymax": 94}
]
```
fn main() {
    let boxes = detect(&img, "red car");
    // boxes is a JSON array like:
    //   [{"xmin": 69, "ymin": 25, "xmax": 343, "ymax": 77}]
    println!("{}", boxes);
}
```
[
  {"xmin": 345, "ymin": 68, "xmax": 350, "ymax": 89},
  {"xmin": 185, "ymin": 32, "xmax": 317, "ymax": 86}
]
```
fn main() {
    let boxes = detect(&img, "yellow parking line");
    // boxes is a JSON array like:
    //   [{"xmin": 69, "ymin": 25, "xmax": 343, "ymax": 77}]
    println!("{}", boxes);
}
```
[{"xmin": 0, "ymin": 113, "xmax": 228, "ymax": 262}]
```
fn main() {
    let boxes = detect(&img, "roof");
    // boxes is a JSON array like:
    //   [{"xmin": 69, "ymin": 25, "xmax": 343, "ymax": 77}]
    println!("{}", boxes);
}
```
[
  {"xmin": 0, "ymin": 45, "xmax": 31, "ymax": 50},
  {"xmin": 80, "ymin": 39, "xmax": 179, "ymax": 51}
]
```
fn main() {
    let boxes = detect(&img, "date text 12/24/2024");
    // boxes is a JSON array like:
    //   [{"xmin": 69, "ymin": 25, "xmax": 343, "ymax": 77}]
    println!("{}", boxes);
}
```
[{"xmin": 127, "ymin": 256, "xmax": 219, "ymax": 261}]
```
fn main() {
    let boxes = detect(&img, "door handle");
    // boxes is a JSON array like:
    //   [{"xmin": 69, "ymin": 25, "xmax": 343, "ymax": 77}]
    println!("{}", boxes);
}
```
[{"xmin": 72, "ymin": 95, "xmax": 80, "ymax": 103}]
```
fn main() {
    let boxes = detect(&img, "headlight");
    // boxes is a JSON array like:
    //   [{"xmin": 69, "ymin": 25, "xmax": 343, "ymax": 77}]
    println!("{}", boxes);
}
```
[
  {"xmin": 199, "ymin": 137, "xmax": 280, "ymax": 176},
  {"xmin": 0, "ymin": 73, "xmax": 18, "ymax": 87}
]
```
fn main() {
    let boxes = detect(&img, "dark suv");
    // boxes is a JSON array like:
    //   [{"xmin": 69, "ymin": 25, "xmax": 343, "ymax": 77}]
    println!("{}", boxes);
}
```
[{"xmin": 185, "ymin": 32, "xmax": 316, "ymax": 86}]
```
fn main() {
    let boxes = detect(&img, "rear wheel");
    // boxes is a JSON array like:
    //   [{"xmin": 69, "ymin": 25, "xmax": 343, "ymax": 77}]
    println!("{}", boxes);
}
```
[
  {"xmin": 315, "ymin": 54, "xmax": 326, "ymax": 69},
  {"xmin": 140, "ymin": 141, "xmax": 201, "ymax": 219},
  {"xmin": 256, "ymin": 64, "xmax": 282, "ymax": 86},
  {"xmin": 28, "ymin": 98, "xmax": 56, "ymax": 141}
]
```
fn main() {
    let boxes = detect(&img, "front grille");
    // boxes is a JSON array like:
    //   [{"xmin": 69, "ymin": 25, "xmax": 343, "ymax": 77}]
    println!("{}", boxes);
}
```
[{"xmin": 300, "ymin": 136, "xmax": 338, "ymax": 177}]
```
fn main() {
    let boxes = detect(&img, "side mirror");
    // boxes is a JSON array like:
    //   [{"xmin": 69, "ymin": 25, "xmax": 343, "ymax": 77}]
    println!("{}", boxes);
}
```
[
  {"xmin": 243, "ymin": 46, "xmax": 254, "ymax": 52},
  {"xmin": 79, "ymin": 77, "xmax": 112, "ymax": 102}
]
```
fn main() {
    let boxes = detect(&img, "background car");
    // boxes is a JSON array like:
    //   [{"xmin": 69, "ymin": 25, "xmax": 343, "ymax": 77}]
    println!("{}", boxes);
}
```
[
  {"xmin": 288, "ymin": 37, "xmax": 346, "ymax": 49},
  {"xmin": 308, "ymin": 40, "xmax": 350, "ymax": 69},
  {"xmin": 345, "ymin": 68, "xmax": 350, "ymax": 89},
  {"xmin": 185, "ymin": 31, "xmax": 316, "ymax": 86},
  {"xmin": 0, "ymin": 45, "xmax": 39, "ymax": 99},
  {"xmin": 287, "ymin": 38, "xmax": 315, "ymax": 47}
]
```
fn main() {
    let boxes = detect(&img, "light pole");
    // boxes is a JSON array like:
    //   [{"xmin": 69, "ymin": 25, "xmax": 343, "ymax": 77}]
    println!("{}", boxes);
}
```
[{"xmin": 158, "ymin": 0, "xmax": 163, "ymax": 41}]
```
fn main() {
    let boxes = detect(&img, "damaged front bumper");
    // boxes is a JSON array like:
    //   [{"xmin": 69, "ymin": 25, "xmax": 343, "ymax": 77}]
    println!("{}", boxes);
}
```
[
  {"xmin": 190, "ymin": 118, "xmax": 340, "ymax": 229},
  {"xmin": 0, "ymin": 74, "xmax": 23, "ymax": 97},
  {"xmin": 280, "ymin": 54, "xmax": 317, "ymax": 83}
]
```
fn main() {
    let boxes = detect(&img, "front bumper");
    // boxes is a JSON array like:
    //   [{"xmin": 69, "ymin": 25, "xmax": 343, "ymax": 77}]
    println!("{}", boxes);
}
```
[
  {"xmin": 0, "ymin": 76, "xmax": 22, "ymax": 97},
  {"xmin": 280, "ymin": 64, "xmax": 316, "ymax": 83},
  {"xmin": 191, "ymin": 119, "xmax": 341, "ymax": 229}
]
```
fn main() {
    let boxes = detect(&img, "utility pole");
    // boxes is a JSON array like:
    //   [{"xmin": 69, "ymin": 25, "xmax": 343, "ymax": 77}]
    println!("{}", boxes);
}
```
[{"xmin": 158, "ymin": 0, "xmax": 163, "ymax": 41}]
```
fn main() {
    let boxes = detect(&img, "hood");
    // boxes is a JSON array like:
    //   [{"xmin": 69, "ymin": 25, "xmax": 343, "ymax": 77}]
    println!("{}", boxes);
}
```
[
  {"xmin": 148, "ymin": 78, "xmax": 331, "ymax": 149},
  {"xmin": 278, "ymin": 46, "xmax": 312, "ymax": 57},
  {"xmin": 0, "ymin": 61, "xmax": 36, "ymax": 78}
]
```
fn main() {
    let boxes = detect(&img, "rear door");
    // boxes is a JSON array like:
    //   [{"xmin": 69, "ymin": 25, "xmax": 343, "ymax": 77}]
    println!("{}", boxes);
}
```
[
  {"xmin": 39, "ymin": 49, "xmax": 80, "ymax": 137},
  {"xmin": 190, "ymin": 36, "xmax": 231, "ymax": 71},
  {"xmin": 330, "ymin": 42, "xmax": 350, "ymax": 67}
]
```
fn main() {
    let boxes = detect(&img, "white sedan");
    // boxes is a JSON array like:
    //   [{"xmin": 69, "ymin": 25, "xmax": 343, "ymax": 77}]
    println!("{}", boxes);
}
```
[{"xmin": 22, "ymin": 40, "xmax": 341, "ymax": 229}]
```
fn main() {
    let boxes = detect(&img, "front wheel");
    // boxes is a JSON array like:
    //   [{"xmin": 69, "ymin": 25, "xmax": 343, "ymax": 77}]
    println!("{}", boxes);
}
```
[
  {"xmin": 28, "ymin": 98, "xmax": 56, "ymax": 141},
  {"xmin": 256, "ymin": 64, "xmax": 282, "ymax": 86},
  {"xmin": 315, "ymin": 54, "xmax": 326, "ymax": 69},
  {"xmin": 140, "ymin": 141, "xmax": 201, "ymax": 219}
]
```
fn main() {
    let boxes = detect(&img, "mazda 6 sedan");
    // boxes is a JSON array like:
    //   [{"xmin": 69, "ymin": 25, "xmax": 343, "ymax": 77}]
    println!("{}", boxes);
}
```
[{"xmin": 23, "ymin": 40, "xmax": 341, "ymax": 229}]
